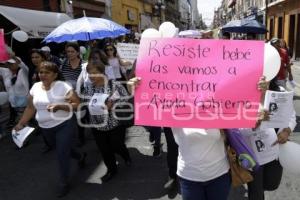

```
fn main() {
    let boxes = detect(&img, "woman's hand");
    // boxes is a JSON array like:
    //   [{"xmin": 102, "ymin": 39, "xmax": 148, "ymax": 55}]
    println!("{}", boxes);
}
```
[
  {"xmin": 255, "ymin": 109, "xmax": 270, "ymax": 128},
  {"xmin": 257, "ymin": 76, "xmax": 269, "ymax": 92},
  {"xmin": 14, "ymin": 123, "xmax": 24, "ymax": 132},
  {"xmin": 127, "ymin": 77, "xmax": 141, "ymax": 95},
  {"xmin": 105, "ymin": 99, "xmax": 114, "ymax": 110},
  {"xmin": 272, "ymin": 128, "xmax": 291, "ymax": 146},
  {"xmin": 47, "ymin": 104, "xmax": 60, "ymax": 112},
  {"xmin": 127, "ymin": 77, "xmax": 141, "ymax": 87}
]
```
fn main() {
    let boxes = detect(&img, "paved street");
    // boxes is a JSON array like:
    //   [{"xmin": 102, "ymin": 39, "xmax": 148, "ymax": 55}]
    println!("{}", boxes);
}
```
[
  {"xmin": 0, "ymin": 126, "xmax": 248, "ymax": 200},
  {"xmin": 1, "ymin": 62, "xmax": 300, "ymax": 200}
]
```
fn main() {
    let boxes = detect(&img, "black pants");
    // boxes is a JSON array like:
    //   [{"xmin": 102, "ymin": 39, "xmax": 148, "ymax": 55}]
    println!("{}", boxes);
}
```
[
  {"xmin": 163, "ymin": 127, "xmax": 178, "ymax": 179},
  {"xmin": 92, "ymin": 126, "xmax": 130, "ymax": 172},
  {"xmin": 42, "ymin": 117, "xmax": 82, "ymax": 185},
  {"xmin": 247, "ymin": 160, "xmax": 283, "ymax": 200}
]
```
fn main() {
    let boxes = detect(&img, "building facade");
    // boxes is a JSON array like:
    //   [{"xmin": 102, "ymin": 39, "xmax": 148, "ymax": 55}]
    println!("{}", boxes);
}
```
[
  {"xmin": 189, "ymin": 0, "xmax": 202, "ymax": 29},
  {"xmin": 213, "ymin": 0, "xmax": 299, "ymax": 59},
  {"xmin": 164, "ymin": 0, "xmax": 181, "ymax": 28},
  {"xmin": 0, "ymin": 0, "xmax": 60, "ymax": 12},
  {"xmin": 111, "ymin": 0, "xmax": 155, "ymax": 32},
  {"xmin": 266, "ymin": 0, "xmax": 300, "ymax": 59},
  {"xmin": 71, "ymin": 0, "xmax": 106, "ymax": 18},
  {"xmin": 178, "ymin": 0, "xmax": 190, "ymax": 30}
]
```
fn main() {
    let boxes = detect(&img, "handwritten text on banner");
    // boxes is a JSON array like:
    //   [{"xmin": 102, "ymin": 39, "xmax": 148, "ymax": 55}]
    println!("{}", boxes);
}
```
[{"xmin": 134, "ymin": 38, "xmax": 264, "ymax": 128}]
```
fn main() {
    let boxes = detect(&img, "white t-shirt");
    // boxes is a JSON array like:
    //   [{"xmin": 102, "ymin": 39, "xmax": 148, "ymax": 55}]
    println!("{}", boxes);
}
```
[
  {"xmin": 8, "ymin": 68, "xmax": 29, "ymax": 107},
  {"xmin": 108, "ymin": 57, "xmax": 122, "ymax": 79},
  {"xmin": 30, "ymin": 81, "xmax": 73, "ymax": 128},
  {"xmin": 0, "ymin": 67, "xmax": 12, "ymax": 91},
  {"xmin": 172, "ymin": 128, "xmax": 229, "ymax": 182},
  {"xmin": 240, "ymin": 128, "xmax": 279, "ymax": 165}
]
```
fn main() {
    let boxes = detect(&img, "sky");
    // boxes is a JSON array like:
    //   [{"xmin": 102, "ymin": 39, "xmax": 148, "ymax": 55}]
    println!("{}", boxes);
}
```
[{"xmin": 197, "ymin": 0, "xmax": 222, "ymax": 26}]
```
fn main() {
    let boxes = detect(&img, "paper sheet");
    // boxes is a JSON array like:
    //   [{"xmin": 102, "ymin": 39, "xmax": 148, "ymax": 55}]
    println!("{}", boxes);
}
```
[
  {"xmin": 12, "ymin": 126, "xmax": 35, "ymax": 148},
  {"xmin": 260, "ymin": 90, "xmax": 294, "ymax": 129}
]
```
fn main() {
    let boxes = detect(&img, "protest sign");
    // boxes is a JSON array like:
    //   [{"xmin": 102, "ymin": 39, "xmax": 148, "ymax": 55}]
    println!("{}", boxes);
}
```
[
  {"xmin": 260, "ymin": 90, "xmax": 294, "ymax": 129},
  {"xmin": 116, "ymin": 43, "xmax": 139, "ymax": 67},
  {"xmin": 0, "ymin": 29, "xmax": 9, "ymax": 62},
  {"xmin": 134, "ymin": 38, "xmax": 264, "ymax": 128}
]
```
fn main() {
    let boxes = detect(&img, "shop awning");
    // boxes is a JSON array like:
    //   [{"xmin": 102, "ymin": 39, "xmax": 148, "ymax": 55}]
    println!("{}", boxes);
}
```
[{"xmin": 0, "ymin": 5, "xmax": 71, "ymax": 38}]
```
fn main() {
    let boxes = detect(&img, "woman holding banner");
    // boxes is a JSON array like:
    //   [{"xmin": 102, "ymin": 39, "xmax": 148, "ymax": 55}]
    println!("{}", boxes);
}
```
[{"xmin": 127, "ymin": 76, "xmax": 268, "ymax": 200}]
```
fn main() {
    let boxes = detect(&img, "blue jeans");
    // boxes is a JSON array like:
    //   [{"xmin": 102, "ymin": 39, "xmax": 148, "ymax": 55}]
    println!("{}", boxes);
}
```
[
  {"xmin": 179, "ymin": 172, "xmax": 231, "ymax": 200},
  {"xmin": 42, "ymin": 116, "xmax": 81, "ymax": 185}
]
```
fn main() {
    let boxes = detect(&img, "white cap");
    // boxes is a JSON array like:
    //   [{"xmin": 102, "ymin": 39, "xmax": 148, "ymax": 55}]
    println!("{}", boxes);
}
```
[
  {"xmin": 41, "ymin": 46, "xmax": 51, "ymax": 52},
  {"xmin": 6, "ymin": 58, "xmax": 16, "ymax": 64}
]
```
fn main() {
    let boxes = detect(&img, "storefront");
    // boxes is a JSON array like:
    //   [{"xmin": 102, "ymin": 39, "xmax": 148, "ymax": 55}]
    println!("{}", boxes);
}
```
[{"xmin": 0, "ymin": 5, "xmax": 71, "ymax": 38}]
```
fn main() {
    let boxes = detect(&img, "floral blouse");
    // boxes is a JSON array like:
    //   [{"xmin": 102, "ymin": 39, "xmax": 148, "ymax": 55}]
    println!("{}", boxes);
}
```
[{"xmin": 82, "ymin": 80, "xmax": 129, "ymax": 131}]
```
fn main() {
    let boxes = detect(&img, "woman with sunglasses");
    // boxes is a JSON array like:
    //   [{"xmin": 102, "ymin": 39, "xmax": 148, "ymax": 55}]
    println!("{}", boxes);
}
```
[
  {"xmin": 104, "ymin": 43, "xmax": 132, "ymax": 81},
  {"xmin": 76, "ymin": 48, "xmax": 115, "ymax": 94},
  {"xmin": 14, "ymin": 61, "xmax": 86, "ymax": 197}
]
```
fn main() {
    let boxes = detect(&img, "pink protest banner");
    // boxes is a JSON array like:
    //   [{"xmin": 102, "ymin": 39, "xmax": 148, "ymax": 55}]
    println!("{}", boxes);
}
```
[
  {"xmin": 134, "ymin": 38, "xmax": 264, "ymax": 128},
  {"xmin": 0, "ymin": 29, "xmax": 9, "ymax": 62}
]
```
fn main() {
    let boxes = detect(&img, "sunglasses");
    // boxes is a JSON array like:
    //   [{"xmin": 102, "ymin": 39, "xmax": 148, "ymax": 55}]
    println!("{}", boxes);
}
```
[{"xmin": 106, "ymin": 48, "xmax": 114, "ymax": 51}]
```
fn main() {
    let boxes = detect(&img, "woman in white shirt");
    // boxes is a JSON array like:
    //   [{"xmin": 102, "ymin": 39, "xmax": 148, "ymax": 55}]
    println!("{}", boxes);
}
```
[
  {"xmin": 6, "ymin": 58, "xmax": 29, "ymax": 123},
  {"xmin": 104, "ymin": 43, "xmax": 131, "ymax": 81},
  {"xmin": 14, "ymin": 61, "xmax": 85, "ymax": 198},
  {"xmin": 127, "ymin": 76, "xmax": 268, "ymax": 200},
  {"xmin": 127, "ymin": 77, "xmax": 231, "ymax": 200},
  {"xmin": 241, "ymin": 77, "xmax": 297, "ymax": 200},
  {"xmin": 172, "ymin": 128, "xmax": 230, "ymax": 200}
]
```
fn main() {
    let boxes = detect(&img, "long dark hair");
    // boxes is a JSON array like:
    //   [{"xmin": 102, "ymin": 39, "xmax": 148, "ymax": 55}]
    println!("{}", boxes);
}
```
[
  {"xmin": 88, "ymin": 48, "xmax": 109, "ymax": 65},
  {"xmin": 39, "ymin": 61, "xmax": 64, "ymax": 81},
  {"xmin": 30, "ymin": 49, "xmax": 47, "ymax": 60},
  {"xmin": 269, "ymin": 77, "xmax": 280, "ymax": 91}
]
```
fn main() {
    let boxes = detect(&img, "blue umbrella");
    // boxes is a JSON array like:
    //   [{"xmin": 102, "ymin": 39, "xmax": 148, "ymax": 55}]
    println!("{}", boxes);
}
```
[
  {"xmin": 222, "ymin": 19, "xmax": 267, "ymax": 34},
  {"xmin": 43, "ymin": 17, "xmax": 130, "ymax": 43}
]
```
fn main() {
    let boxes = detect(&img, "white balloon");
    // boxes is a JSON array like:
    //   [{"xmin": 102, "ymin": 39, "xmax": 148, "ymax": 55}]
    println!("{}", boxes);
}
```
[
  {"xmin": 141, "ymin": 28, "xmax": 161, "ymax": 39},
  {"xmin": 12, "ymin": 30, "xmax": 29, "ymax": 42},
  {"xmin": 279, "ymin": 141, "xmax": 300, "ymax": 174},
  {"xmin": 159, "ymin": 22, "xmax": 177, "ymax": 38},
  {"xmin": 263, "ymin": 43, "xmax": 281, "ymax": 81}
]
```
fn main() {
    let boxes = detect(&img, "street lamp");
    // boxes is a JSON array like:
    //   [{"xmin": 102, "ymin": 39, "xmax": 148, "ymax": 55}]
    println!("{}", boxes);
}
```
[{"xmin": 154, "ymin": 0, "xmax": 166, "ymax": 25}]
